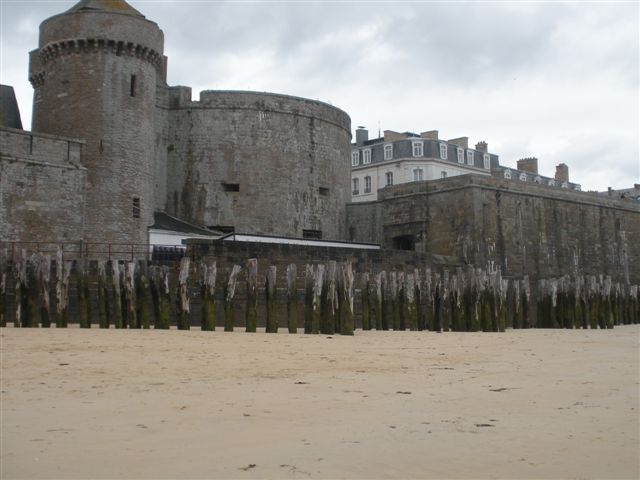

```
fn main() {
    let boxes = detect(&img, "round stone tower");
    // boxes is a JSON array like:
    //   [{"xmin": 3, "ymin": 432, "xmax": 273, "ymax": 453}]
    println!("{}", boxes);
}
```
[{"xmin": 29, "ymin": 0, "xmax": 165, "ymax": 246}]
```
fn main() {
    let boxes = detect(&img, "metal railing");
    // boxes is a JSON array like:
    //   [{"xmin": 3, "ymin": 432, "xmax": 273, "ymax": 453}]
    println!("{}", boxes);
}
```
[{"xmin": 0, "ymin": 241, "xmax": 188, "ymax": 262}]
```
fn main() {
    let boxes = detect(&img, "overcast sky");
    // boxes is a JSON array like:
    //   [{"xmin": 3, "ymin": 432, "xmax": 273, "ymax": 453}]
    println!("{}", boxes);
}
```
[{"xmin": 1, "ymin": 0, "xmax": 638, "ymax": 191}]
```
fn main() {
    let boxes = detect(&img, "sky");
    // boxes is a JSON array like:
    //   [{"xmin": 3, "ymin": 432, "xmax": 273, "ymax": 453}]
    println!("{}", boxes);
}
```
[{"xmin": 1, "ymin": 0, "xmax": 638, "ymax": 192}]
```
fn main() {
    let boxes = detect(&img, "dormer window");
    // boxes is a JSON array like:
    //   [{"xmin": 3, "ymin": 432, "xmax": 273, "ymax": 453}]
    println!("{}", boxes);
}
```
[
  {"xmin": 561, "ymin": 182, "xmax": 569, "ymax": 189},
  {"xmin": 548, "ymin": 179, "xmax": 556, "ymax": 187},
  {"xmin": 384, "ymin": 144, "xmax": 393, "ymax": 160},
  {"xmin": 363, "ymin": 149, "xmax": 371, "ymax": 164},
  {"xmin": 439, "ymin": 143, "xmax": 448, "ymax": 160},
  {"xmin": 504, "ymin": 169, "xmax": 512, "ymax": 179},
  {"xmin": 412, "ymin": 141, "xmax": 423, "ymax": 157},
  {"xmin": 519, "ymin": 172, "xmax": 527, "ymax": 181},
  {"xmin": 351, "ymin": 151, "xmax": 359, "ymax": 166},
  {"xmin": 574, "ymin": 184, "xmax": 581, "ymax": 191},
  {"xmin": 466, "ymin": 150, "xmax": 474, "ymax": 165},
  {"xmin": 534, "ymin": 176, "xmax": 542, "ymax": 184},
  {"xmin": 457, "ymin": 148, "xmax": 464, "ymax": 164},
  {"xmin": 483, "ymin": 154, "xmax": 490, "ymax": 170}
]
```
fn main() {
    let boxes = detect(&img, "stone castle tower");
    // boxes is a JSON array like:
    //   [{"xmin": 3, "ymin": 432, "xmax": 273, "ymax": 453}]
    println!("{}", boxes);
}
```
[
  {"xmin": 28, "ymin": 0, "xmax": 166, "ymax": 245},
  {"xmin": 24, "ymin": 0, "xmax": 351, "ymax": 245}
]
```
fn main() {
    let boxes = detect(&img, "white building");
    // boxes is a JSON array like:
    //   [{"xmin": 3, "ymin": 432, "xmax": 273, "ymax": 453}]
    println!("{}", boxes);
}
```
[{"xmin": 350, "ymin": 128, "xmax": 496, "ymax": 202}]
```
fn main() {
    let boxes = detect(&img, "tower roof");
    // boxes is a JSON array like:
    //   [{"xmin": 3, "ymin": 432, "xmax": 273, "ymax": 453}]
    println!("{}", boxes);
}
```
[{"xmin": 66, "ymin": 0, "xmax": 145, "ymax": 18}]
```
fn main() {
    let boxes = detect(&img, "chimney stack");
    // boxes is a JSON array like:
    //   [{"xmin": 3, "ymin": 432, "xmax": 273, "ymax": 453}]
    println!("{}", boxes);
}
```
[
  {"xmin": 420, "ymin": 130, "xmax": 439, "ymax": 140},
  {"xmin": 555, "ymin": 163, "xmax": 569, "ymax": 183},
  {"xmin": 355, "ymin": 126, "xmax": 368, "ymax": 146},
  {"xmin": 517, "ymin": 157, "xmax": 539, "ymax": 174},
  {"xmin": 475, "ymin": 141, "xmax": 488, "ymax": 152}
]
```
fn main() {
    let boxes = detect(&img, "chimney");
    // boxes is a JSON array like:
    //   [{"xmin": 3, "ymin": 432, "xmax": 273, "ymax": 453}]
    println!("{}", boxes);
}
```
[
  {"xmin": 555, "ymin": 163, "xmax": 569, "ymax": 182},
  {"xmin": 355, "ymin": 126, "xmax": 368, "ymax": 146},
  {"xmin": 516, "ymin": 157, "xmax": 538, "ymax": 174},
  {"xmin": 475, "ymin": 141, "xmax": 488, "ymax": 152},
  {"xmin": 448, "ymin": 137, "xmax": 468, "ymax": 148},
  {"xmin": 420, "ymin": 130, "xmax": 438, "ymax": 140},
  {"xmin": 608, "ymin": 187, "xmax": 613, "ymax": 196}
]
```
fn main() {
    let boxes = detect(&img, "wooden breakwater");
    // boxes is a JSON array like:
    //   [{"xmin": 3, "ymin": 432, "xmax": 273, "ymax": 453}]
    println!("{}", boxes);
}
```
[{"xmin": 0, "ymin": 250, "xmax": 638, "ymax": 333}]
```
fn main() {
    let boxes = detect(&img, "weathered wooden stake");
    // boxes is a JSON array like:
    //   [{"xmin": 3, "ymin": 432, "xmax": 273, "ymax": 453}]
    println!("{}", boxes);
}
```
[
  {"xmin": 155, "ymin": 266, "xmax": 171, "ymax": 329},
  {"xmin": 136, "ymin": 263, "xmax": 152, "ymax": 329},
  {"xmin": 200, "ymin": 261, "xmax": 216, "ymax": 331},
  {"xmin": 286, "ymin": 264, "xmax": 297, "ymax": 333},
  {"xmin": 96, "ymin": 261, "xmax": 109, "ymax": 328},
  {"xmin": 111, "ymin": 261, "xmax": 124, "ymax": 329},
  {"xmin": 77, "ymin": 260, "xmax": 90, "ymax": 328},
  {"xmin": 304, "ymin": 265, "xmax": 314, "ymax": 334},
  {"xmin": 361, "ymin": 272, "xmax": 371, "ymax": 330},
  {"xmin": 224, "ymin": 265, "xmax": 241, "ymax": 332},
  {"xmin": 265, "ymin": 265, "xmax": 278, "ymax": 333},
  {"xmin": 321, "ymin": 261, "xmax": 336, "ymax": 335},
  {"xmin": 177, "ymin": 257, "xmax": 190, "ymax": 330},
  {"xmin": 339, "ymin": 261, "xmax": 354, "ymax": 336},
  {"xmin": 406, "ymin": 273, "xmax": 418, "ymax": 331},
  {"xmin": 245, "ymin": 259, "xmax": 258, "ymax": 332},
  {"xmin": 55, "ymin": 248, "xmax": 71, "ymax": 328},
  {"xmin": 124, "ymin": 261, "xmax": 138, "ymax": 328},
  {"xmin": 311, "ymin": 264, "xmax": 324, "ymax": 334}
]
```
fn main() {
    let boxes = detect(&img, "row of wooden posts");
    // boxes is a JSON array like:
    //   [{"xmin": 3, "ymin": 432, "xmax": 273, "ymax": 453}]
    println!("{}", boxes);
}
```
[{"xmin": 1, "ymin": 250, "xmax": 638, "ymax": 333}]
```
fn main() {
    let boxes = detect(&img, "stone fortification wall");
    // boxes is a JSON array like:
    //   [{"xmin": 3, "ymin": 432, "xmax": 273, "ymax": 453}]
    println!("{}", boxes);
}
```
[
  {"xmin": 164, "ymin": 89, "xmax": 351, "ymax": 240},
  {"xmin": 0, "ymin": 127, "xmax": 86, "ymax": 242},
  {"xmin": 29, "ymin": 7, "xmax": 165, "ymax": 246},
  {"xmin": 347, "ymin": 174, "xmax": 640, "ymax": 283}
]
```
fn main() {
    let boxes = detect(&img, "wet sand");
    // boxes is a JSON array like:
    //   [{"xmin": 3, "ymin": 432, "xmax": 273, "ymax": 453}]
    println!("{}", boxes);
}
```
[{"xmin": 1, "ymin": 326, "xmax": 638, "ymax": 479}]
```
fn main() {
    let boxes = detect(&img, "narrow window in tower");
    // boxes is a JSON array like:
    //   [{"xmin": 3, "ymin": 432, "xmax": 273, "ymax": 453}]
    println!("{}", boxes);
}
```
[
  {"xmin": 130, "ymin": 75, "xmax": 137, "ymax": 97},
  {"xmin": 132, "ymin": 197, "xmax": 141, "ymax": 218}
]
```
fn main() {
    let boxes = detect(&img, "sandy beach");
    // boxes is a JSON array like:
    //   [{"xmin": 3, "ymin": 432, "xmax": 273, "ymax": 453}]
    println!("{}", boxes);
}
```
[{"xmin": 1, "ymin": 326, "xmax": 638, "ymax": 479}]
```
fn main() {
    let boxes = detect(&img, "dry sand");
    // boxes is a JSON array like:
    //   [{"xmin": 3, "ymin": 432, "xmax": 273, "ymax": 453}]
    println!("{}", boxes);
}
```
[{"xmin": 1, "ymin": 326, "xmax": 638, "ymax": 480}]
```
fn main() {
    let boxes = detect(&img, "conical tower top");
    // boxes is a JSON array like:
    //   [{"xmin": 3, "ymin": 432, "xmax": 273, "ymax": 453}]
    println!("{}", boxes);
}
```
[{"xmin": 66, "ymin": 0, "xmax": 144, "ymax": 17}]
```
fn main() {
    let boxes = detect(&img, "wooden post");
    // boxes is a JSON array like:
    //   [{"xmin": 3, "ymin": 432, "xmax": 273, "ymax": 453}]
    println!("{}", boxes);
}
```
[
  {"xmin": 155, "ymin": 266, "xmax": 171, "ymax": 329},
  {"xmin": 361, "ymin": 272, "xmax": 371, "ymax": 330},
  {"xmin": 286, "ymin": 264, "xmax": 297, "ymax": 333},
  {"xmin": 424, "ymin": 268, "xmax": 434, "ymax": 331},
  {"xmin": 304, "ymin": 265, "xmax": 314, "ymax": 334},
  {"xmin": 177, "ymin": 257, "xmax": 190, "ymax": 330},
  {"xmin": 374, "ymin": 272, "xmax": 384, "ymax": 330},
  {"xmin": 389, "ymin": 272, "xmax": 400, "ymax": 330},
  {"xmin": 224, "ymin": 265, "xmax": 241, "ymax": 332},
  {"xmin": 96, "ymin": 261, "xmax": 109, "ymax": 328},
  {"xmin": 55, "ymin": 248, "xmax": 71, "ymax": 328},
  {"xmin": 406, "ymin": 272, "xmax": 418, "ymax": 331},
  {"xmin": 136, "ymin": 262, "xmax": 152, "ymax": 329},
  {"xmin": 339, "ymin": 261, "xmax": 354, "ymax": 336},
  {"xmin": 124, "ymin": 261, "xmax": 138, "ymax": 329},
  {"xmin": 13, "ymin": 250, "xmax": 27, "ymax": 327},
  {"xmin": 311, "ymin": 264, "xmax": 324, "ymax": 334},
  {"xmin": 77, "ymin": 260, "xmax": 90, "ymax": 328},
  {"xmin": 0, "ymin": 251, "xmax": 6, "ymax": 328},
  {"xmin": 321, "ymin": 261, "xmax": 336, "ymax": 335},
  {"xmin": 38, "ymin": 254, "xmax": 51, "ymax": 328},
  {"xmin": 200, "ymin": 260, "xmax": 216, "ymax": 331},
  {"xmin": 111, "ymin": 261, "xmax": 124, "ymax": 329},
  {"xmin": 265, "ymin": 265, "xmax": 278, "ymax": 333},
  {"xmin": 245, "ymin": 259, "xmax": 258, "ymax": 333}
]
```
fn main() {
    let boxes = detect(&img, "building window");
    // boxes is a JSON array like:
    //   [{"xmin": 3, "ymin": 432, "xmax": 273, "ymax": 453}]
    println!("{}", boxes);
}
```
[
  {"xmin": 385, "ymin": 171, "xmax": 393, "ymax": 186},
  {"xmin": 319, "ymin": 187, "xmax": 330, "ymax": 196},
  {"xmin": 223, "ymin": 182, "xmax": 240, "ymax": 192},
  {"xmin": 466, "ymin": 150, "xmax": 474, "ymax": 165},
  {"xmin": 504, "ymin": 169, "xmax": 512, "ymax": 179},
  {"xmin": 413, "ymin": 168, "xmax": 423, "ymax": 181},
  {"xmin": 561, "ymin": 182, "xmax": 569, "ymax": 189},
  {"xmin": 352, "ymin": 178, "xmax": 359, "ymax": 195},
  {"xmin": 132, "ymin": 197, "xmax": 141, "ymax": 218},
  {"xmin": 303, "ymin": 229, "xmax": 322, "ymax": 239},
  {"xmin": 457, "ymin": 148, "xmax": 464, "ymax": 164},
  {"xmin": 574, "ymin": 184, "xmax": 582, "ymax": 191},
  {"xmin": 412, "ymin": 141, "xmax": 423, "ymax": 157},
  {"xmin": 363, "ymin": 149, "xmax": 371, "ymax": 164},
  {"xmin": 534, "ymin": 176, "xmax": 542, "ymax": 184},
  {"xmin": 351, "ymin": 151, "xmax": 359, "ymax": 167},
  {"xmin": 519, "ymin": 173, "xmax": 527, "ymax": 181},
  {"xmin": 384, "ymin": 144, "xmax": 393, "ymax": 160},
  {"xmin": 130, "ymin": 75, "xmax": 137, "ymax": 97},
  {"xmin": 364, "ymin": 176, "xmax": 372, "ymax": 193},
  {"xmin": 483, "ymin": 154, "xmax": 490, "ymax": 170},
  {"xmin": 439, "ymin": 143, "xmax": 448, "ymax": 160},
  {"xmin": 548, "ymin": 179, "xmax": 556, "ymax": 187}
]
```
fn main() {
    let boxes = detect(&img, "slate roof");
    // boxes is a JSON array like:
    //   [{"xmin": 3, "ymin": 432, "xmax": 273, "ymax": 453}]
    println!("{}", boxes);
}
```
[{"xmin": 151, "ymin": 212, "xmax": 222, "ymax": 236}]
